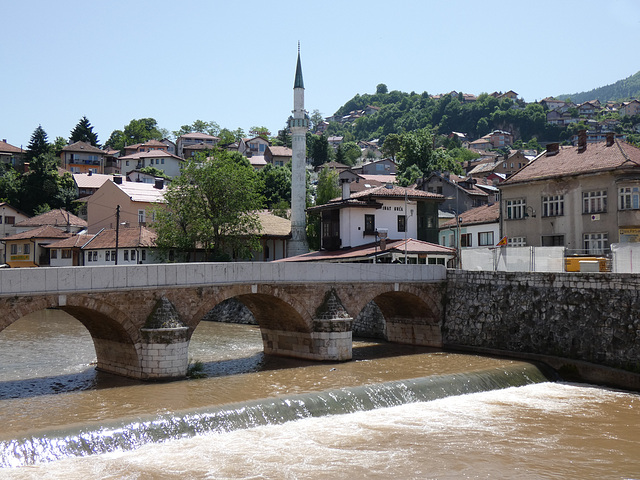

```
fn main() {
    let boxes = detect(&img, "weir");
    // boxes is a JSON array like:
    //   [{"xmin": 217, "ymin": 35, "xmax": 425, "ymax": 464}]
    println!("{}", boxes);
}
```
[{"xmin": 0, "ymin": 363, "xmax": 552, "ymax": 468}]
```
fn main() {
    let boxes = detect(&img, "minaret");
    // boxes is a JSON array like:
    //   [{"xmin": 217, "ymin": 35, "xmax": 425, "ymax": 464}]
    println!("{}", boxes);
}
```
[{"xmin": 287, "ymin": 43, "xmax": 310, "ymax": 256}]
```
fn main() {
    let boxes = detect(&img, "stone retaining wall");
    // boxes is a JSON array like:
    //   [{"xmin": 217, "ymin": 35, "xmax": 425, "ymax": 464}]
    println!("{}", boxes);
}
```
[{"xmin": 444, "ymin": 270, "xmax": 640, "ymax": 373}]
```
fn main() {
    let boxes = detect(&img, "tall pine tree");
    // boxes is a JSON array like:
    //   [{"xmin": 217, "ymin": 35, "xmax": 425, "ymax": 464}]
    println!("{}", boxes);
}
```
[
  {"xmin": 69, "ymin": 116, "xmax": 99, "ymax": 146},
  {"xmin": 26, "ymin": 125, "xmax": 50, "ymax": 162}
]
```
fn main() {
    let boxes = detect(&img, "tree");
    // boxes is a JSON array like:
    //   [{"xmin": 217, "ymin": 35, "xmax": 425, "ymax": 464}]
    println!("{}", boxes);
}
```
[
  {"xmin": 315, "ymin": 166, "xmax": 340, "ymax": 205},
  {"xmin": 397, "ymin": 127, "xmax": 434, "ymax": 175},
  {"xmin": 52, "ymin": 137, "xmax": 68, "ymax": 157},
  {"xmin": 249, "ymin": 126, "xmax": 271, "ymax": 139},
  {"xmin": 69, "ymin": 116, "xmax": 99, "ymax": 146},
  {"xmin": 308, "ymin": 134, "xmax": 329, "ymax": 167},
  {"xmin": 0, "ymin": 164, "xmax": 22, "ymax": 206},
  {"xmin": 376, "ymin": 83, "xmax": 388, "ymax": 95},
  {"xmin": 154, "ymin": 150, "xmax": 264, "ymax": 261},
  {"xmin": 105, "ymin": 118, "xmax": 164, "ymax": 151},
  {"xmin": 258, "ymin": 164, "xmax": 291, "ymax": 209},
  {"xmin": 139, "ymin": 166, "xmax": 170, "ymax": 179},
  {"xmin": 19, "ymin": 152, "xmax": 76, "ymax": 215},
  {"xmin": 172, "ymin": 120, "xmax": 221, "ymax": 139},
  {"xmin": 310, "ymin": 109, "xmax": 324, "ymax": 132},
  {"xmin": 26, "ymin": 125, "xmax": 50, "ymax": 162},
  {"xmin": 381, "ymin": 133, "xmax": 402, "ymax": 160},
  {"xmin": 341, "ymin": 142, "xmax": 362, "ymax": 166}
]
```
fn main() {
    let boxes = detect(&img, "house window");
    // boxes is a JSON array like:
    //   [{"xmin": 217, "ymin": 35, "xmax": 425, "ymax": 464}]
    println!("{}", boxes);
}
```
[
  {"xmin": 23, "ymin": 244, "xmax": 30, "ymax": 254},
  {"xmin": 264, "ymin": 245, "xmax": 270, "ymax": 259},
  {"xmin": 106, "ymin": 251, "xmax": 110, "ymax": 261},
  {"xmin": 397, "ymin": 215, "xmax": 406, "ymax": 232},
  {"xmin": 10, "ymin": 244, "xmax": 17, "ymax": 255},
  {"xmin": 111, "ymin": 250, "xmax": 116, "ymax": 261},
  {"xmin": 619, "ymin": 185, "xmax": 640, "ymax": 210},
  {"xmin": 508, "ymin": 237, "xmax": 526, "ymax": 247},
  {"xmin": 364, "ymin": 214, "xmax": 375, "ymax": 234},
  {"xmin": 584, "ymin": 233, "xmax": 608, "ymax": 254},
  {"xmin": 583, "ymin": 190, "xmax": 607, "ymax": 213},
  {"xmin": 506, "ymin": 199, "xmax": 526, "ymax": 219},
  {"xmin": 124, "ymin": 250, "xmax": 129, "ymax": 261},
  {"xmin": 478, "ymin": 231, "xmax": 494, "ymax": 246},
  {"xmin": 62, "ymin": 250, "xmax": 72, "ymax": 259},
  {"xmin": 141, "ymin": 250, "xmax": 146, "ymax": 261},
  {"xmin": 93, "ymin": 251, "xmax": 98, "ymax": 261},
  {"xmin": 5, "ymin": 216, "xmax": 15, "ymax": 224},
  {"xmin": 138, "ymin": 210, "xmax": 146, "ymax": 224},
  {"xmin": 542, "ymin": 235, "xmax": 564, "ymax": 247},
  {"xmin": 50, "ymin": 249, "xmax": 58, "ymax": 259},
  {"xmin": 131, "ymin": 249, "xmax": 136, "ymax": 261},
  {"xmin": 542, "ymin": 195, "xmax": 564, "ymax": 217},
  {"xmin": 87, "ymin": 251, "xmax": 92, "ymax": 262},
  {"xmin": 126, "ymin": 160, "xmax": 130, "ymax": 166},
  {"xmin": 169, "ymin": 250, "xmax": 175, "ymax": 261},
  {"xmin": 461, "ymin": 233, "xmax": 472, "ymax": 247}
]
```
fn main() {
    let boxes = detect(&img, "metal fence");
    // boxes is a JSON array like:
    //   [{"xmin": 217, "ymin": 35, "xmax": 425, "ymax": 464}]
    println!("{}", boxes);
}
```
[{"xmin": 460, "ymin": 247, "xmax": 566, "ymax": 272}]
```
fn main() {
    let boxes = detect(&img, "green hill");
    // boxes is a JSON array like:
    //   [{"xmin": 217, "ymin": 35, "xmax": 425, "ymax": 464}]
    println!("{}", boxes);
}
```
[{"xmin": 558, "ymin": 70, "xmax": 640, "ymax": 104}]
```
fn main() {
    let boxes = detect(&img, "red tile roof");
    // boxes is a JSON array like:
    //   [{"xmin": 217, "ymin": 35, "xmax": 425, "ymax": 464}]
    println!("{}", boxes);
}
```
[
  {"xmin": 83, "ymin": 226, "xmax": 157, "ymax": 249},
  {"xmin": 277, "ymin": 238, "xmax": 455, "ymax": 262},
  {"xmin": 503, "ymin": 140, "xmax": 640, "ymax": 185},
  {"xmin": 44, "ymin": 234, "xmax": 95, "ymax": 249},
  {"xmin": 61, "ymin": 141, "xmax": 104, "ymax": 154},
  {"xmin": 3, "ymin": 225, "xmax": 72, "ymax": 241},
  {"xmin": 0, "ymin": 140, "xmax": 23, "ymax": 154},
  {"xmin": 441, "ymin": 202, "xmax": 500, "ymax": 228},
  {"xmin": 14, "ymin": 209, "xmax": 87, "ymax": 228}
]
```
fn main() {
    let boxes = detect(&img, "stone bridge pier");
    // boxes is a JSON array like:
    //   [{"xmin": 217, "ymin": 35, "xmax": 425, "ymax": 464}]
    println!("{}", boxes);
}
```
[{"xmin": 0, "ymin": 263, "xmax": 446, "ymax": 380}]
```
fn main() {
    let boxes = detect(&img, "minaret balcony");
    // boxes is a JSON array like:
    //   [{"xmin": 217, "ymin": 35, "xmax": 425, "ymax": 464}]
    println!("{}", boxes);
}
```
[{"xmin": 289, "ymin": 118, "xmax": 309, "ymax": 128}]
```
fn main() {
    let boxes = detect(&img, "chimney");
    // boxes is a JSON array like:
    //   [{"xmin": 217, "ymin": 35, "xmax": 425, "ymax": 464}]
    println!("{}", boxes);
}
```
[
  {"xmin": 154, "ymin": 178, "xmax": 164, "ymax": 189},
  {"xmin": 606, "ymin": 132, "xmax": 615, "ymax": 147},
  {"xmin": 546, "ymin": 143, "xmax": 559, "ymax": 156},
  {"xmin": 578, "ymin": 130, "xmax": 587, "ymax": 152},
  {"xmin": 113, "ymin": 175, "xmax": 123, "ymax": 184},
  {"xmin": 340, "ymin": 178, "xmax": 351, "ymax": 200}
]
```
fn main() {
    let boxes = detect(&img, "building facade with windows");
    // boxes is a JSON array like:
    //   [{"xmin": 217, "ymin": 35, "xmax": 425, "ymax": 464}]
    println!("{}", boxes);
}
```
[
  {"xmin": 309, "ymin": 184, "xmax": 443, "ymax": 251},
  {"xmin": 498, "ymin": 133, "xmax": 640, "ymax": 254},
  {"xmin": 439, "ymin": 203, "xmax": 500, "ymax": 249},
  {"xmin": 60, "ymin": 141, "xmax": 106, "ymax": 174}
]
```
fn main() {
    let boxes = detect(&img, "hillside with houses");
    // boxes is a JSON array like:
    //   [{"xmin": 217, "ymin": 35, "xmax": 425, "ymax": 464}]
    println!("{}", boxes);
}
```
[{"xmin": 2, "ymin": 70, "xmax": 640, "ymax": 271}]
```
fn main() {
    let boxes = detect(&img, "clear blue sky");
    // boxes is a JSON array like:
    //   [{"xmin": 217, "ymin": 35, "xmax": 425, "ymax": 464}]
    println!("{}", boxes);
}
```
[{"xmin": 3, "ymin": 0, "xmax": 640, "ymax": 148}]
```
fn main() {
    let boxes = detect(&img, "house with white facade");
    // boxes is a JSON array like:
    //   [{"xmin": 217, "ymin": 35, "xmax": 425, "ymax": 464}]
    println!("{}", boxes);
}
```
[
  {"xmin": 0, "ymin": 202, "xmax": 30, "ymax": 264},
  {"xmin": 439, "ymin": 202, "xmax": 500, "ymax": 249},
  {"xmin": 118, "ymin": 150, "xmax": 184, "ymax": 178},
  {"xmin": 308, "ymin": 184, "xmax": 443, "ymax": 252}
]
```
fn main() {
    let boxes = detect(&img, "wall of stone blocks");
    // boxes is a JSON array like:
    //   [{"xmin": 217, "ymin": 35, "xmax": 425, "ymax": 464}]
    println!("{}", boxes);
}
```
[{"xmin": 444, "ymin": 270, "xmax": 640, "ymax": 372}]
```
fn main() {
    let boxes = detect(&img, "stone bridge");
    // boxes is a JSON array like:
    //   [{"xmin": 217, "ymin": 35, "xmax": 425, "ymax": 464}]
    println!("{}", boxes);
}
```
[{"xmin": 0, "ymin": 263, "xmax": 446, "ymax": 380}]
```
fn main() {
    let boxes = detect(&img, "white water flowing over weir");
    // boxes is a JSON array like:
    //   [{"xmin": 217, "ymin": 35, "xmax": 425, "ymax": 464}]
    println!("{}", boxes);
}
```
[
  {"xmin": 2, "ymin": 383, "xmax": 639, "ymax": 479},
  {"xmin": 0, "ymin": 364, "xmax": 549, "ymax": 468}
]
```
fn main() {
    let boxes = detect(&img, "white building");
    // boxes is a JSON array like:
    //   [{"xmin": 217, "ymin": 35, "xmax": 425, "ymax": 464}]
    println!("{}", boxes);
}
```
[
  {"xmin": 118, "ymin": 150, "xmax": 184, "ymax": 178},
  {"xmin": 439, "ymin": 203, "xmax": 500, "ymax": 249}
]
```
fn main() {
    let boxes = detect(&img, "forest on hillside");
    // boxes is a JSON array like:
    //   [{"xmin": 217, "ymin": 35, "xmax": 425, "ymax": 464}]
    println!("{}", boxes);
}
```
[{"xmin": 558, "ymin": 70, "xmax": 640, "ymax": 105}]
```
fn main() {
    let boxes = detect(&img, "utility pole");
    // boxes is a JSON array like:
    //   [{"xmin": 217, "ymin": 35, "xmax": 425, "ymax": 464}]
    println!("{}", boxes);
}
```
[{"xmin": 115, "ymin": 205, "xmax": 120, "ymax": 265}]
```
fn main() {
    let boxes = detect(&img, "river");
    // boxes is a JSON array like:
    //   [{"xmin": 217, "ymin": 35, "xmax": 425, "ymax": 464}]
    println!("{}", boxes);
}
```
[{"xmin": 0, "ymin": 309, "xmax": 638, "ymax": 479}]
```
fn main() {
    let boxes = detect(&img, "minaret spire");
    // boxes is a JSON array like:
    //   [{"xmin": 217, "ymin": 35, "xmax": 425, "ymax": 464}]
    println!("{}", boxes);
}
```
[{"xmin": 288, "ymin": 42, "xmax": 309, "ymax": 256}]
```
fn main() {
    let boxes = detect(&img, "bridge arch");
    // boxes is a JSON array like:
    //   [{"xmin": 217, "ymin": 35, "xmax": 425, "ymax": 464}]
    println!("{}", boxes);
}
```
[
  {"xmin": 338, "ymin": 284, "xmax": 443, "ymax": 347},
  {"xmin": 0, "ymin": 294, "xmax": 142, "ymax": 378},
  {"xmin": 187, "ymin": 285, "xmax": 313, "ymax": 334}
]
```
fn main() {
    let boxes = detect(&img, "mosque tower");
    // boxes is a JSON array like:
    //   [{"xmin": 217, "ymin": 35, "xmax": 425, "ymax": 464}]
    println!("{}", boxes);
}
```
[{"xmin": 287, "ymin": 43, "xmax": 310, "ymax": 256}]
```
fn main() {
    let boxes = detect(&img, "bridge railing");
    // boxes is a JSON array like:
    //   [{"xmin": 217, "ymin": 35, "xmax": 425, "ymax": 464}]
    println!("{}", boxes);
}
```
[{"xmin": 0, "ymin": 262, "xmax": 447, "ymax": 296}]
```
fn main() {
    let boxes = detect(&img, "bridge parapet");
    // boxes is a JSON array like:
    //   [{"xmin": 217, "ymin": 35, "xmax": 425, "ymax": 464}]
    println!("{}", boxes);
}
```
[{"xmin": 0, "ymin": 263, "xmax": 446, "ymax": 297}]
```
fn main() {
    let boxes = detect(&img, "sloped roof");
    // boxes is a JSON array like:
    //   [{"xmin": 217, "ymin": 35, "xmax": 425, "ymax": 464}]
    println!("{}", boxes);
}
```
[
  {"xmin": 310, "ymin": 185, "xmax": 444, "ymax": 213},
  {"xmin": 178, "ymin": 132, "xmax": 220, "ymax": 141},
  {"xmin": 14, "ymin": 209, "xmax": 87, "ymax": 228},
  {"xmin": 441, "ymin": 202, "xmax": 500, "ymax": 228},
  {"xmin": 73, "ymin": 173, "xmax": 113, "ymax": 189},
  {"xmin": 0, "ymin": 140, "xmax": 23, "ymax": 154},
  {"xmin": 83, "ymin": 226, "xmax": 157, "ymax": 249},
  {"xmin": 268, "ymin": 146, "xmax": 293, "ymax": 157},
  {"xmin": 502, "ymin": 140, "xmax": 640, "ymax": 186},
  {"xmin": 277, "ymin": 238, "xmax": 455, "ymax": 262},
  {"xmin": 44, "ymin": 234, "xmax": 95, "ymax": 249},
  {"xmin": 61, "ymin": 141, "xmax": 104, "ymax": 154},
  {"xmin": 256, "ymin": 211, "xmax": 291, "ymax": 237},
  {"xmin": 3, "ymin": 225, "xmax": 72, "ymax": 241},
  {"xmin": 119, "ymin": 150, "xmax": 182, "ymax": 161},
  {"xmin": 116, "ymin": 181, "xmax": 167, "ymax": 203}
]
